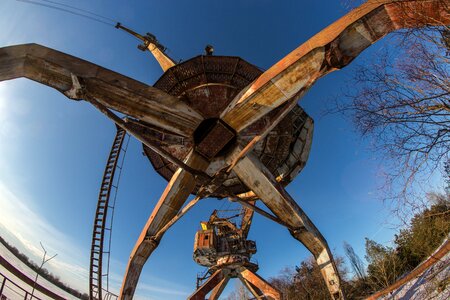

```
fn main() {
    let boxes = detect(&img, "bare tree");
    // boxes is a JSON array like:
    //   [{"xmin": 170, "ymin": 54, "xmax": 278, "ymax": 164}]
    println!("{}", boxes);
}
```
[
  {"xmin": 343, "ymin": 241, "xmax": 367, "ymax": 281},
  {"xmin": 364, "ymin": 238, "xmax": 405, "ymax": 291},
  {"xmin": 224, "ymin": 280, "xmax": 251, "ymax": 300},
  {"xmin": 30, "ymin": 242, "xmax": 57, "ymax": 299},
  {"xmin": 332, "ymin": 2, "xmax": 450, "ymax": 218},
  {"xmin": 269, "ymin": 257, "xmax": 349, "ymax": 300}
]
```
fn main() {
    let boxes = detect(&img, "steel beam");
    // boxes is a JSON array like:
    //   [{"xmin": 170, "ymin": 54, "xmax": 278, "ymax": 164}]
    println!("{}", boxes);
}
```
[
  {"xmin": 221, "ymin": 0, "xmax": 450, "ymax": 133},
  {"xmin": 188, "ymin": 270, "xmax": 226, "ymax": 300},
  {"xmin": 230, "ymin": 196, "xmax": 287, "ymax": 228},
  {"xmin": 233, "ymin": 152, "xmax": 344, "ymax": 299},
  {"xmin": 208, "ymin": 273, "xmax": 231, "ymax": 300},
  {"xmin": 240, "ymin": 276, "xmax": 265, "ymax": 299},
  {"xmin": 240, "ymin": 200, "xmax": 256, "ymax": 239},
  {"xmin": 119, "ymin": 151, "xmax": 209, "ymax": 299},
  {"xmin": 87, "ymin": 97, "xmax": 209, "ymax": 180},
  {"xmin": 239, "ymin": 267, "xmax": 282, "ymax": 300},
  {"xmin": 146, "ymin": 44, "xmax": 176, "ymax": 72},
  {"xmin": 0, "ymin": 44, "xmax": 202, "ymax": 137},
  {"xmin": 115, "ymin": 22, "xmax": 176, "ymax": 72}
]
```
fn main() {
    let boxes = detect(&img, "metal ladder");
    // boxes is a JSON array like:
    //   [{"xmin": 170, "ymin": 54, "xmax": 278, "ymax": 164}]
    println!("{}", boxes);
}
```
[{"xmin": 90, "ymin": 125, "xmax": 129, "ymax": 300}]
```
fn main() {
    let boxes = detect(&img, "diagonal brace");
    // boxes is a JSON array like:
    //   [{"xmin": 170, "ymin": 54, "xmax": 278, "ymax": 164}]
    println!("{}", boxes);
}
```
[{"xmin": 233, "ymin": 152, "xmax": 345, "ymax": 299}]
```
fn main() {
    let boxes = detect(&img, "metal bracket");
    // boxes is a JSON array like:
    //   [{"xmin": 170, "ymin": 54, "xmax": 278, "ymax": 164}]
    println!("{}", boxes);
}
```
[
  {"xmin": 143, "ymin": 235, "xmax": 160, "ymax": 247},
  {"xmin": 64, "ymin": 73, "xmax": 85, "ymax": 100}
]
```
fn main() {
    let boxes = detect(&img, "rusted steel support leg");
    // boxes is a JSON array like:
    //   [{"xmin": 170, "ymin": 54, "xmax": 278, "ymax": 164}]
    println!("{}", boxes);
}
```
[
  {"xmin": 233, "ymin": 153, "xmax": 344, "ymax": 300},
  {"xmin": 221, "ymin": 0, "xmax": 450, "ymax": 133},
  {"xmin": 0, "ymin": 43, "xmax": 203, "ymax": 137},
  {"xmin": 208, "ymin": 273, "xmax": 230, "ymax": 300},
  {"xmin": 153, "ymin": 195, "xmax": 202, "ymax": 241},
  {"xmin": 230, "ymin": 196, "xmax": 288, "ymax": 228},
  {"xmin": 119, "ymin": 151, "xmax": 209, "ymax": 300},
  {"xmin": 240, "ymin": 200, "xmax": 256, "ymax": 238},
  {"xmin": 240, "ymin": 277, "xmax": 265, "ymax": 300},
  {"xmin": 188, "ymin": 270, "xmax": 227, "ymax": 300},
  {"xmin": 238, "ymin": 267, "xmax": 282, "ymax": 300}
]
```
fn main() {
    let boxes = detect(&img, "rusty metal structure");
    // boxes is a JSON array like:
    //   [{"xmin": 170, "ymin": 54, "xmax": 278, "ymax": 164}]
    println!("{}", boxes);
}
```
[
  {"xmin": 189, "ymin": 209, "xmax": 282, "ymax": 299},
  {"xmin": 0, "ymin": 1, "xmax": 448, "ymax": 299}
]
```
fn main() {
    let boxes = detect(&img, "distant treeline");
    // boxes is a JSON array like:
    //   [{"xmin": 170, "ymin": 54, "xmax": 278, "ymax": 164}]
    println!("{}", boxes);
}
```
[
  {"xmin": 0, "ymin": 235, "xmax": 88, "ymax": 300},
  {"xmin": 263, "ymin": 193, "xmax": 450, "ymax": 300}
]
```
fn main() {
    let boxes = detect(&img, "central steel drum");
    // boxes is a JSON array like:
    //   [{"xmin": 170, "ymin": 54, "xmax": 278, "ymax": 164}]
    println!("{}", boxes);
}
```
[{"xmin": 129, "ymin": 55, "xmax": 313, "ymax": 198}]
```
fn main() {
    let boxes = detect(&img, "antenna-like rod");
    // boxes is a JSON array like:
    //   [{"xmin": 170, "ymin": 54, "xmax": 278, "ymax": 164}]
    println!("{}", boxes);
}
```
[{"xmin": 115, "ymin": 22, "xmax": 176, "ymax": 72}]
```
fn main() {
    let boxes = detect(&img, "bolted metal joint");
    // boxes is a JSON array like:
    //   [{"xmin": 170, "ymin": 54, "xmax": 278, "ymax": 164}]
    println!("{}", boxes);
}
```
[
  {"xmin": 63, "ymin": 74, "xmax": 86, "ymax": 100},
  {"xmin": 289, "ymin": 225, "xmax": 308, "ymax": 237},
  {"xmin": 143, "ymin": 235, "xmax": 160, "ymax": 247}
]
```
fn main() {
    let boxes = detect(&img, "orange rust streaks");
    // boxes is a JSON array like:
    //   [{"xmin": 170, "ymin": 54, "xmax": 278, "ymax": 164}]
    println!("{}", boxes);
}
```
[
  {"xmin": 188, "ymin": 270, "xmax": 227, "ymax": 300},
  {"xmin": 239, "ymin": 267, "xmax": 282, "ymax": 300},
  {"xmin": 208, "ymin": 275, "xmax": 230, "ymax": 300}
]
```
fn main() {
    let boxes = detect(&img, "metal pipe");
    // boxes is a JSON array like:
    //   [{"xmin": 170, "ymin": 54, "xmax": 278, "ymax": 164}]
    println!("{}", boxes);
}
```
[
  {"xmin": 87, "ymin": 97, "xmax": 211, "ymax": 182},
  {"xmin": 228, "ymin": 196, "xmax": 291, "ymax": 229}
]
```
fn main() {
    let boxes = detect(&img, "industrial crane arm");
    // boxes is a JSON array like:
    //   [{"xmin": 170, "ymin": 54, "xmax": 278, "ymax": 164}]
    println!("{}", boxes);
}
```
[{"xmin": 115, "ymin": 23, "xmax": 176, "ymax": 71}]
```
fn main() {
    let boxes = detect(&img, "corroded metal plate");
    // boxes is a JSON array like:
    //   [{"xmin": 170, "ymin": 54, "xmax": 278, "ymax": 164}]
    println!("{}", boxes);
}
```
[{"xmin": 140, "ymin": 55, "xmax": 313, "ymax": 198}]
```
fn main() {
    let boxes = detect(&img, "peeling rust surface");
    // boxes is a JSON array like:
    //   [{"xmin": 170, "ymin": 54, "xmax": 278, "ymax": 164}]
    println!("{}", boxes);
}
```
[
  {"xmin": 239, "ymin": 268, "xmax": 282, "ymax": 300},
  {"xmin": 232, "ymin": 151, "xmax": 343, "ymax": 298},
  {"xmin": 188, "ymin": 270, "xmax": 225, "ymax": 300},
  {"xmin": 195, "ymin": 120, "xmax": 236, "ymax": 159}
]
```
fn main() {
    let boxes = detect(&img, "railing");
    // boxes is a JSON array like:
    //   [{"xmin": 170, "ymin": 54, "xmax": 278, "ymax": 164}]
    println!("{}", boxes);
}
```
[
  {"xmin": 0, "ymin": 256, "xmax": 64, "ymax": 300},
  {"xmin": 366, "ymin": 238, "xmax": 450, "ymax": 300},
  {"xmin": 0, "ymin": 272, "xmax": 43, "ymax": 300}
]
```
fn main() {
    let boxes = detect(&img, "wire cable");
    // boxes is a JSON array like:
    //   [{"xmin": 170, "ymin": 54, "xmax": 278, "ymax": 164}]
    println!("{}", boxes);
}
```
[
  {"xmin": 39, "ymin": 0, "xmax": 116, "ymax": 23},
  {"xmin": 13, "ymin": 0, "xmax": 177, "ymax": 58},
  {"xmin": 14, "ymin": 0, "xmax": 117, "ymax": 27}
]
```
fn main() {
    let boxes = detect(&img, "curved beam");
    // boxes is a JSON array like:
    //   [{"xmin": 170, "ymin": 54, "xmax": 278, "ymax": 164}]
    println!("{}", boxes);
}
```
[
  {"xmin": 233, "ymin": 152, "xmax": 344, "ymax": 299},
  {"xmin": 0, "ymin": 43, "xmax": 202, "ymax": 137},
  {"xmin": 221, "ymin": 0, "xmax": 450, "ymax": 132},
  {"xmin": 119, "ymin": 151, "xmax": 209, "ymax": 299}
]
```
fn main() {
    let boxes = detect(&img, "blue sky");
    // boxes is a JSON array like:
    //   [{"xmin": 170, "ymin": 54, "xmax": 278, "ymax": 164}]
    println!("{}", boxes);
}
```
[{"xmin": 0, "ymin": 0, "xmax": 442, "ymax": 299}]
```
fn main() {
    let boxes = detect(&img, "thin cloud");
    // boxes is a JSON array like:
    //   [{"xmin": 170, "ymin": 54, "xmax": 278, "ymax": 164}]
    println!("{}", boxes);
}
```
[
  {"xmin": 137, "ymin": 282, "xmax": 190, "ymax": 297},
  {"xmin": 0, "ymin": 181, "xmax": 88, "ymax": 291},
  {"xmin": 103, "ymin": 258, "xmax": 192, "ymax": 299}
]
